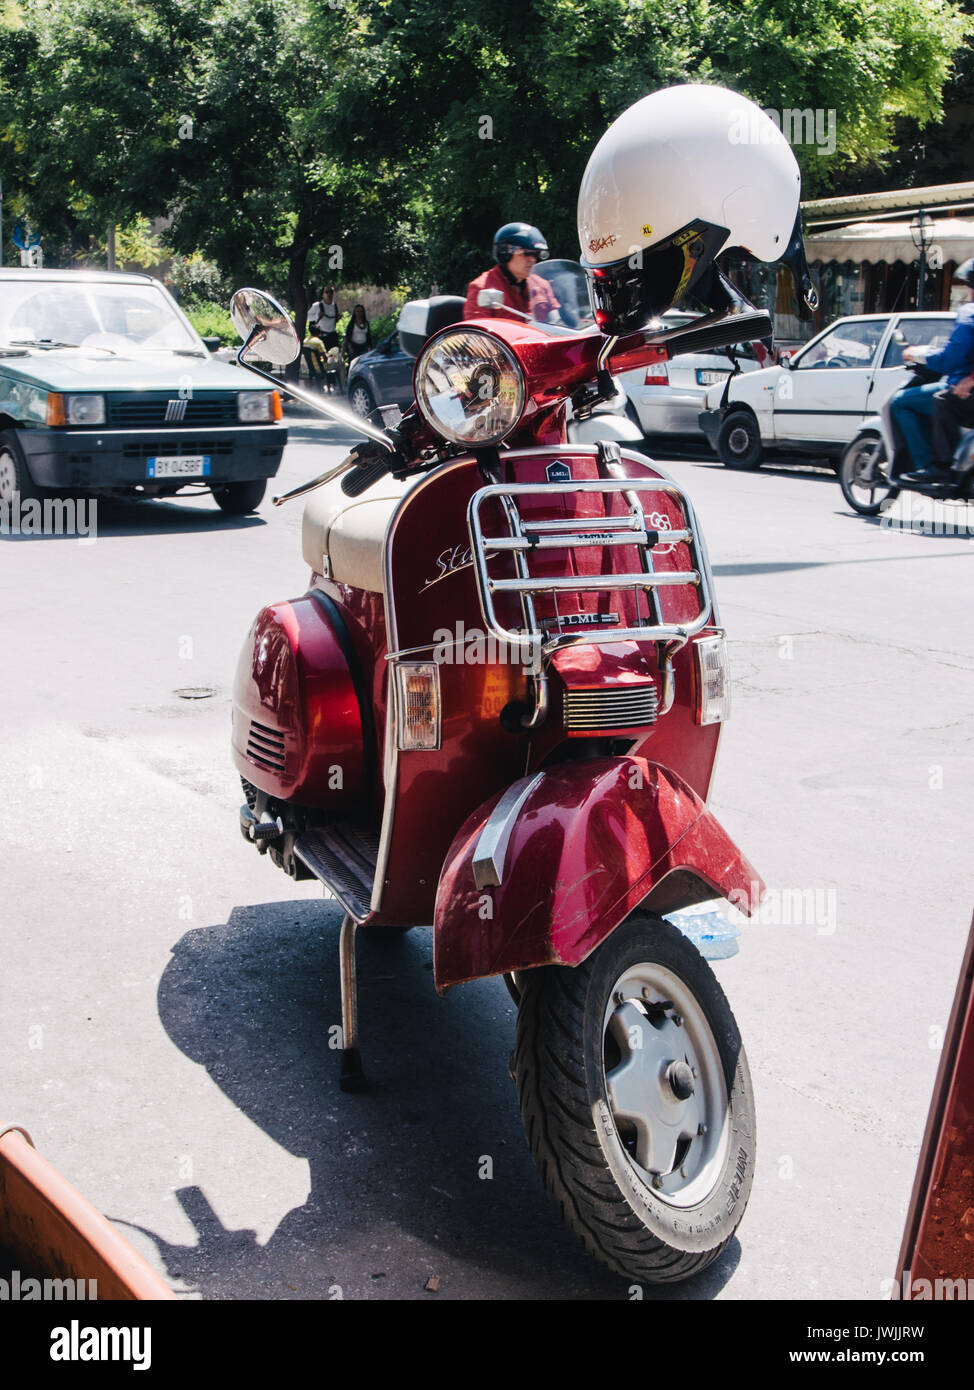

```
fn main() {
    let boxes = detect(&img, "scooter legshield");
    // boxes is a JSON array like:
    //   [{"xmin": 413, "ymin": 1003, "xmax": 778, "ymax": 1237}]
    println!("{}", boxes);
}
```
[{"xmin": 433, "ymin": 756, "xmax": 763, "ymax": 992}]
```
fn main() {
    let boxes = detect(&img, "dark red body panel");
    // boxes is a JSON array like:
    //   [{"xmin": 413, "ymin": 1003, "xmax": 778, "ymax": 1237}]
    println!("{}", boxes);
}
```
[
  {"xmin": 896, "ymin": 913, "xmax": 974, "ymax": 1296},
  {"xmin": 231, "ymin": 595, "xmax": 365, "ymax": 809},
  {"xmin": 433, "ymin": 757, "xmax": 764, "ymax": 991}
]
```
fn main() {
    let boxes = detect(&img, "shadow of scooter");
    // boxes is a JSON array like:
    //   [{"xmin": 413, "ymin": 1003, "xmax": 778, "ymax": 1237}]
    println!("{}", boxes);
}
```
[{"xmin": 144, "ymin": 899, "xmax": 741, "ymax": 1300}]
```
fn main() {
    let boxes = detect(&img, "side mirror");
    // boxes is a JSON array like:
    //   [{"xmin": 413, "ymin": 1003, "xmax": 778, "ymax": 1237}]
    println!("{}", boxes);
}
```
[
  {"xmin": 201, "ymin": 335, "xmax": 221, "ymax": 353},
  {"xmin": 477, "ymin": 288, "xmax": 506, "ymax": 310},
  {"xmin": 229, "ymin": 288, "xmax": 301, "ymax": 366}
]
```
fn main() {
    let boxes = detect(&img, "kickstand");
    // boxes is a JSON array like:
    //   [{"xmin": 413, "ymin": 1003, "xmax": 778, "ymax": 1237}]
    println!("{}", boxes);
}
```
[{"xmin": 339, "ymin": 913, "xmax": 369, "ymax": 1092}]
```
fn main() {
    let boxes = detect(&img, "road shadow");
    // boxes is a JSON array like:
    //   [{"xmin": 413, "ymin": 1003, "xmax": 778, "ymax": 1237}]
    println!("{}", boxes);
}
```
[{"xmin": 148, "ymin": 900, "xmax": 742, "ymax": 1301}]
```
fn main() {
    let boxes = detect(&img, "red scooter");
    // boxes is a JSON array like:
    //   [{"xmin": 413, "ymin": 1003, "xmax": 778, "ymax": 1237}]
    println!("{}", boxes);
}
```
[{"xmin": 227, "ymin": 285, "xmax": 769, "ymax": 1285}]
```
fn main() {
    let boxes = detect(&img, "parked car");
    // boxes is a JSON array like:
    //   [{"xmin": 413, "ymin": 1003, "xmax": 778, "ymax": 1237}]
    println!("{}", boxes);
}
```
[
  {"xmin": 617, "ymin": 310, "xmax": 764, "ymax": 440},
  {"xmin": 345, "ymin": 331, "xmax": 415, "ymax": 419},
  {"xmin": 0, "ymin": 268, "xmax": 287, "ymax": 513},
  {"xmin": 699, "ymin": 310, "xmax": 955, "ymax": 469}
]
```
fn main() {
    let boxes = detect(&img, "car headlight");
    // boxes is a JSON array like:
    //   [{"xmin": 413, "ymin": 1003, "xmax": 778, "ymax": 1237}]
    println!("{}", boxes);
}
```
[
  {"xmin": 414, "ymin": 330, "xmax": 525, "ymax": 445},
  {"xmin": 65, "ymin": 394, "xmax": 106, "ymax": 425},
  {"xmin": 237, "ymin": 390, "xmax": 278, "ymax": 422}
]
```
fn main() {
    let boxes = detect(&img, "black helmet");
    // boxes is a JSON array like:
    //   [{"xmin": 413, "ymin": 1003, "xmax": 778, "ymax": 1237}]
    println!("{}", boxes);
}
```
[
  {"xmin": 493, "ymin": 222, "xmax": 549, "ymax": 266},
  {"xmin": 952, "ymin": 258, "xmax": 974, "ymax": 287}
]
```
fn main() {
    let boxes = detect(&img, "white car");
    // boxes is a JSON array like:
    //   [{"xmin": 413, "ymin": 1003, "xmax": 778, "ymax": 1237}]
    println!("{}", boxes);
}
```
[
  {"xmin": 619, "ymin": 311, "xmax": 764, "ymax": 438},
  {"xmin": 699, "ymin": 311, "xmax": 955, "ymax": 469}
]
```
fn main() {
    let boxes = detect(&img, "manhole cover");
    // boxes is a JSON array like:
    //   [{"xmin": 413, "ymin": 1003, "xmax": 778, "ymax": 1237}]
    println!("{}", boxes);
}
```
[{"xmin": 174, "ymin": 687, "xmax": 217, "ymax": 700}]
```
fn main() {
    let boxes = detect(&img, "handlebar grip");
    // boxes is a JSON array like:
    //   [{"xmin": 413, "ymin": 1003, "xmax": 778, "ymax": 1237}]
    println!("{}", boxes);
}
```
[{"xmin": 341, "ymin": 459, "xmax": 393, "ymax": 497}]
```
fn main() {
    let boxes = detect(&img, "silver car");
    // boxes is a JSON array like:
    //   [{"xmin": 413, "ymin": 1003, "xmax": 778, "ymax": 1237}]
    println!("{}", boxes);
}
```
[{"xmin": 619, "ymin": 311, "xmax": 763, "ymax": 439}]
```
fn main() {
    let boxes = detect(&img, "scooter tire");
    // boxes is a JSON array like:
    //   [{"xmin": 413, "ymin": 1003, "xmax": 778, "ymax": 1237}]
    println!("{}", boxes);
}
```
[
  {"xmin": 838, "ymin": 436, "xmax": 899, "ymax": 516},
  {"xmin": 514, "ymin": 912, "xmax": 755, "ymax": 1285}
]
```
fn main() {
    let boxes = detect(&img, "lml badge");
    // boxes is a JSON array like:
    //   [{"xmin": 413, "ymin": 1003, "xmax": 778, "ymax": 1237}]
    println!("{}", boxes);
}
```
[{"xmin": 546, "ymin": 460, "xmax": 572, "ymax": 483}]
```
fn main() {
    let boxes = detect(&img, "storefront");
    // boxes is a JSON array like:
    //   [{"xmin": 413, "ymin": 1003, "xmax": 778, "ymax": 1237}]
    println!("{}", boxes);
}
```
[{"xmin": 733, "ymin": 182, "xmax": 974, "ymax": 346}]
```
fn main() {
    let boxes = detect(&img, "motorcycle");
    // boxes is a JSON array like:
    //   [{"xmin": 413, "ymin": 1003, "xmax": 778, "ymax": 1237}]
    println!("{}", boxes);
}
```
[
  {"xmin": 839, "ymin": 359, "xmax": 974, "ymax": 516},
  {"xmin": 225, "ymin": 281, "xmax": 770, "ymax": 1285},
  {"xmin": 396, "ymin": 261, "xmax": 645, "ymax": 446}
]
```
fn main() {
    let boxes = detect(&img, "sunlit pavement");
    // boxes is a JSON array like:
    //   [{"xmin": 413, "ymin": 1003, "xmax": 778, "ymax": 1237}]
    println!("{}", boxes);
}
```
[{"xmin": 1, "ymin": 421, "xmax": 970, "ymax": 1300}]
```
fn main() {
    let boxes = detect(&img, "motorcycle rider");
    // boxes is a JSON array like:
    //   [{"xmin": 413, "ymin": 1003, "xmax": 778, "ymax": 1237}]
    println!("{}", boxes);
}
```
[
  {"xmin": 894, "ymin": 258, "xmax": 974, "ymax": 483},
  {"xmin": 464, "ymin": 222, "xmax": 561, "ymax": 323}
]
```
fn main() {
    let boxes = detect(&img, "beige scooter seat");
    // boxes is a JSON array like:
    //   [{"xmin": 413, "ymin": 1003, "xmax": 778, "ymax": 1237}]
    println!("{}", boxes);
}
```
[{"xmin": 302, "ymin": 471, "xmax": 419, "ymax": 593}]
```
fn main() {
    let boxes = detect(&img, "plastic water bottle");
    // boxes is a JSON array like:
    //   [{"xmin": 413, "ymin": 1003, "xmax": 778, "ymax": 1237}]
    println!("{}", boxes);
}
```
[{"xmin": 666, "ymin": 902, "xmax": 741, "ymax": 960}]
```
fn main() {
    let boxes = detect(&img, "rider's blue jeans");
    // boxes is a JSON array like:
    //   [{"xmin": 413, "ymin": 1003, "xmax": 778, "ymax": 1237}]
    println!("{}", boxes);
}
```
[{"xmin": 889, "ymin": 381, "xmax": 946, "ymax": 472}]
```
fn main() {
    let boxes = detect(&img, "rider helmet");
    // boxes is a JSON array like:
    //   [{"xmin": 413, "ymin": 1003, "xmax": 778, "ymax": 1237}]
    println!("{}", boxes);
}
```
[
  {"xmin": 951, "ymin": 257, "xmax": 974, "ymax": 287},
  {"xmin": 493, "ymin": 222, "xmax": 550, "ymax": 267},
  {"xmin": 577, "ymin": 84, "xmax": 818, "ymax": 334}
]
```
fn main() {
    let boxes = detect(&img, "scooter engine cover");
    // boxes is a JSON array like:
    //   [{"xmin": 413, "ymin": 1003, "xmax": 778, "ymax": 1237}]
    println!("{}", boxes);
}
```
[{"xmin": 231, "ymin": 593, "xmax": 365, "ymax": 808}]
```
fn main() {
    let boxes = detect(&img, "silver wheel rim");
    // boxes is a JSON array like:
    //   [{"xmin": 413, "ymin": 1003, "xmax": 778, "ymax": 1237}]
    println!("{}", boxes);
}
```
[
  {"xmin": 602, "ymin": 961, "xmax": 730, "ymax": 1209},
  {"xmin": 350, "ymin": 386, "xmax": 371, "ymax": 417},
  {"xmin": 0, "ymin": 448, "xmax": 16, "ymax": 504},
  {"xmin": 727, "ymin": 425, "xmax": 752, "ymax": 456},
  {"xmin": 845, "ymin": 439, "xmax": 891, "ymax": 508}
]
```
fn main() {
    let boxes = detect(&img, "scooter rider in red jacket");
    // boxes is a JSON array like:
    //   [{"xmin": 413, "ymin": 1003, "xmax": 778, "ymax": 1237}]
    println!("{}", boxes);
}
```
[{"xmin": 464, "ymin": 222, "xmax": 562, "ymax": 324}]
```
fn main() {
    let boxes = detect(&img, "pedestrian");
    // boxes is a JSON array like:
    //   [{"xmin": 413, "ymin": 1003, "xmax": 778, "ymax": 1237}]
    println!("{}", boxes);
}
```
[
  {"xmin": 344, "ymin": 304, "xmax": 372, "ymax": 363},
  {"xmin": 308, "ymin": 285, "xmax": 340, "ymax": 349}
]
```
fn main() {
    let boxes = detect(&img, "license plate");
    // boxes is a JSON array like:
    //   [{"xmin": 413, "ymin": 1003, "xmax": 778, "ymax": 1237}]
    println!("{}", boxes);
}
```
[
  {"xmin": 696, "ymin": 369, "xmax": 730, "ymax": 386},
  {"xmin": 146, "ymin": 455, "xmax": 211, "ymax": 479}
]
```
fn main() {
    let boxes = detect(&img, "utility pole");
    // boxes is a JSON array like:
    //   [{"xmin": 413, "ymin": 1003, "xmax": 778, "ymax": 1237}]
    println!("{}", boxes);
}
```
[
  {"xmin": 107, "ymin": 224, "xmax": 116, "ymax": 271},
  {"xmin": 0, "ymin": 177, "xmax": 4, "ymax": 267}
]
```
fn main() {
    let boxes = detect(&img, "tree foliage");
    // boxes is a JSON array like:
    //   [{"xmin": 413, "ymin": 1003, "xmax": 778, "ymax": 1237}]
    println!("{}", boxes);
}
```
[{"xmin": 0, "ymin": 0, "xmax": 970, "ymax": 299}]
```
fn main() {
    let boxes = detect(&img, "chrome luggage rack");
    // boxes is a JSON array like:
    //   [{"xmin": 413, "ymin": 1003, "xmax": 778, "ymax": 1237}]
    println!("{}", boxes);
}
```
[{"xmin": 466, "ymin": 475, "xmax": 714, "ymax": 658}]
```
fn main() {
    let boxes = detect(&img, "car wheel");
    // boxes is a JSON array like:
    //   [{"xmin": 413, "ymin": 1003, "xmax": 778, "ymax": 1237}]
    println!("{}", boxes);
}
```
[
  {"xmin": 717, "ymin": 411, "xmax": 764, "ymax": 470},
  {"xmin": 0, "ymin": 431, "xmax": 44, "ymax": 505},
  {"xmin": 514, "ymin": 912, "xmax": 755, "ymax": 1285},
  {"xmin": 212, "ymin": 480, "xmax": 267, "ymax": 515},
  {"xmin": 348, "ymin": 381, "xmax": 376, "ymax": 419}
]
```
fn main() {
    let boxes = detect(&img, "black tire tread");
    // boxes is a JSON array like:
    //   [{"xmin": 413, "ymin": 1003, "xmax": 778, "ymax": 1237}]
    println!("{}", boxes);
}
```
[{"xmin": 514, "ymin": 912, "xmax": 748, "ymax": 1285}]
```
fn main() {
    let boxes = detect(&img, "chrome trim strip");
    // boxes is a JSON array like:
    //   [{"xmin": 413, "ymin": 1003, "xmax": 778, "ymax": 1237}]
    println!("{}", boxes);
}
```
[
  {"xmin": 372, "ymin": 455, "xmax": 478, "ymax": 912},
  {"xmin": 472, "ymin": 773, "xmax": 545, "ymax": 890}
]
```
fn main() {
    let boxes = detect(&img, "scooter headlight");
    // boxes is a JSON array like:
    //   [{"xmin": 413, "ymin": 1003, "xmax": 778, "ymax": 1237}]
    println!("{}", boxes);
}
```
[{"xmin": 414, "ymin": 330, "xmax": 525, "ymax": 446}]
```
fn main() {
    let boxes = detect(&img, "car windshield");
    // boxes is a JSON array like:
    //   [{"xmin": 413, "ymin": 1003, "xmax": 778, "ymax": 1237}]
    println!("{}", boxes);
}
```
[
  {"xmin": 795, "ymin": 320, "xmax": 886, "ymax": 369},
  {"xmin": 0, "ymin": 281, "xmax": 202, "ymax": 353}
]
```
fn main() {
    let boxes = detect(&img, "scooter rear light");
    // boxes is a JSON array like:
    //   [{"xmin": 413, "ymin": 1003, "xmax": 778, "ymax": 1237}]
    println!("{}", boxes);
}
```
[
  {"xmin": 395, "ymin": 663, "xmax": 442, "ymax": 751},
  {"xmin": 694, "ymin": 635, "xmax": 731, "ymax": 725},
  {"xmin": 645, "ymin": 363, "xmax": 669, "ymax": 385}
]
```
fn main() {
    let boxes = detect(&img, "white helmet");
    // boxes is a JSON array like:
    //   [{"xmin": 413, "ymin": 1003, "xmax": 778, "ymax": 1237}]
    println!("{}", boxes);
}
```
[{"xmin": 578, "ymin": 83, "xmax": 817, "ymax": 334}]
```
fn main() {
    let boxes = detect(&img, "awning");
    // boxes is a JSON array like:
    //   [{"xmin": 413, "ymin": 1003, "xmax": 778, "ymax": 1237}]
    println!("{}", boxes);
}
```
[{"xmin": 805, "ymin": 218, "xmax": 974, "ymax": 266}]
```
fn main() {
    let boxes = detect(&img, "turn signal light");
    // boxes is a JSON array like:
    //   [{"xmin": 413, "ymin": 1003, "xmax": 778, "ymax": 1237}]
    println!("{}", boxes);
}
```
[
  {"xmin": 694, "ymin": 635, "xmax": 731, "ymax": 725},
  {"xmin": 270, "ymin": 390, "xmax": 283, "ymax": 422},
  {"xmin": 395, "ymin": 663, "xmax": 441, "ymax": 750},
  {"xmin": 45, "ymin": 393, "xmax": 67, "ymax": 426}
]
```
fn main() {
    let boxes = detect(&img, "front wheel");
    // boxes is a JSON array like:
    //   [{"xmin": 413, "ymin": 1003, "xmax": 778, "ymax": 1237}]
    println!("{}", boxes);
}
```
[
  {"xmin": 212, "ymin": 480, "xmax": 267, "ymax": 515},
  {"xmin": 838, "ymin": 435, "xmax": 898, "ymax": 516},
  {"xmin": 514, "ymin": 913, "xmax": 755, "ymax": 1285},
  {"xmin": 717, "ymin": 411, "xmax": 764, "ymax": 470},
  {"xmin": 348, "ymin": 381, "xmax": 375, "ymax": 419}
]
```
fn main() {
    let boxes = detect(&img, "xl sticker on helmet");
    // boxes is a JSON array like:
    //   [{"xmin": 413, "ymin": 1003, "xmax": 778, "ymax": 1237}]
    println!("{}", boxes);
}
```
[{"xmin": 641, "ymin": 224, "xmax": 653, "ymax": 237}]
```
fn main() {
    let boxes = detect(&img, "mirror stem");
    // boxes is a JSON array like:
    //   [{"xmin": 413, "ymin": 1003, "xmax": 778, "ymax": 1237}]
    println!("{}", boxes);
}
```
[{"xmin": 234, "ymin": 346, "xmax": 396, "ymax": 451}]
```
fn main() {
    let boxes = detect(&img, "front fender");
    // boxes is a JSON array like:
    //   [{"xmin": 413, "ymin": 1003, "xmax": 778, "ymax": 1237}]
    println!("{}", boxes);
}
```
[{"xmin": 434, "ymin": 756, "xmax": 763, "ymax": 991}]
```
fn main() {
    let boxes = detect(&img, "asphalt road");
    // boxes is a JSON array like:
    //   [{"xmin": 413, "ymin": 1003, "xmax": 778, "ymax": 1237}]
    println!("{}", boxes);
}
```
[{"xmin": 2, "ymin": 417, "xmax": 972, "ymax": 1301}]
